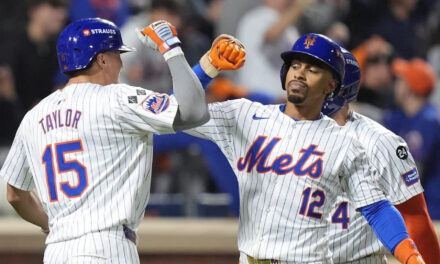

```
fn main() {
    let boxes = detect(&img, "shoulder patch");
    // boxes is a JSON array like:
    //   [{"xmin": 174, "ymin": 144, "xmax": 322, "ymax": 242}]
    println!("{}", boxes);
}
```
[
  {"xmin": 137, "ymin": 89, "xmax": 146, "ymax": 95},
  {"xmin": 128, "ymin": 96, "xmax": 138, "ymax": 104},
  {"xmin": 396, "ymin": 145, "xmax": 408, "ymax": 160},
  {"xmin": 141, "ymin": 93, "xmax": 170, "ymax": 114},
  {"xmin": 402, "ymin": 167, "xmax": 419, "ymax": 186}
]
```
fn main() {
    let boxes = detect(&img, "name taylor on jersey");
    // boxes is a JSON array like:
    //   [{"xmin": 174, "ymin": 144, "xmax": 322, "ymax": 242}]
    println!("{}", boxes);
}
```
[{"xmin": 38, "ymin": 108, "xmax": 82, "ymax": 134}]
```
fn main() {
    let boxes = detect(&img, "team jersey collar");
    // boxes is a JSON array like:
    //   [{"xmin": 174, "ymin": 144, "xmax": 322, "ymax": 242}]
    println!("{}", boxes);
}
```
[{"xmin": 279, "ymin": 104, "xmax": 323, "ymax": 121}]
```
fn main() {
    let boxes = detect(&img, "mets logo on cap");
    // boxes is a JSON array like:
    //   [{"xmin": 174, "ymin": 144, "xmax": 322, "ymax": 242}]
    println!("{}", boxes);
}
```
[
  {"xmin": 142, "ymin": 93, "xmax": 170, "ymax": 114},
  {"xmin": 304, "ymin": 35, "xmax": 317, "ymax": 49}
]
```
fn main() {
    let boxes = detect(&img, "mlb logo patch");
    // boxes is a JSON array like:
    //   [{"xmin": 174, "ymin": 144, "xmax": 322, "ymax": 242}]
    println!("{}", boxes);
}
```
[
  {"xmin": 402, "ymin": 167, "xmax": 419, "ymax": 186},
  {"xmin": 82, "ymin": 29, "xmax": 91, "ymax": 37},
  {"xmin": 141, "ymin": 94, "xmax": 170, "ymax": 114}
]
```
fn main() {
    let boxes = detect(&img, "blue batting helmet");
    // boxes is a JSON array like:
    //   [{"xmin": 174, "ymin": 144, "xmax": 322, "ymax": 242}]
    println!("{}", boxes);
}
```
[
  {"xmin": 321, "ymin": 48, "xmax": 361, "ymax": 116},
  {"xmin": 280, "ymin": 33, "xmax": 345, "ymax": 92},
  {"xmin": 57, "ymin": 18, "xmax": 135, "ymax": 73}
]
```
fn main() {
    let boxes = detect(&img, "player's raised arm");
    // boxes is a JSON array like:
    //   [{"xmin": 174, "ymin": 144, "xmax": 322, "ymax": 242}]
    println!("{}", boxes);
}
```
[{"xmin": 136, "ymin": 20, "xmax": 209, "ymax": 130}]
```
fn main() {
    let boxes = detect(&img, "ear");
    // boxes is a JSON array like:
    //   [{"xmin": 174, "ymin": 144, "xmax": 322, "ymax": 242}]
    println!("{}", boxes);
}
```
[
  {"xmin": 324, "ymin": 79, "xmax": 337, "ymax": 95},
  {"xmin": 96, "ymin": 53, "xmax": 106, "ymax": 68}
]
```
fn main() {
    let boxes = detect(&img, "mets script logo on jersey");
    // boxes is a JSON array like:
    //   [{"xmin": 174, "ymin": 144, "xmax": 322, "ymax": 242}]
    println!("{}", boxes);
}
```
[
  {"xmin": 304, "ymin": 35, "xmax": 317, "ymax": 49},
  {"xmin": 237, "ymin": 136, "xmax": 324, "ymax": 178},
  {"xmin": 142, "ymin": 93, "xmax": 170, "ymax": 114}
]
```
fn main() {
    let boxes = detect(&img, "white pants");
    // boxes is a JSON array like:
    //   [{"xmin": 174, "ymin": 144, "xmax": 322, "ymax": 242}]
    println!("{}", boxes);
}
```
[
  {"xmin": 44, "ymin": 227, "xmax": 139, "ymax": 264},
  {"xmin": 239, "ymin": 252, "xmax": 387, "ymax": 264},
  {"xmin": 334, "ymin": 255, "xmax": 388, "ymax": 264}
]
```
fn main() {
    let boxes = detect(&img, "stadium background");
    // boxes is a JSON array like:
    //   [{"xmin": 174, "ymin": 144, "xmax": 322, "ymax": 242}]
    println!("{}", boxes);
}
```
[{"xmin": 1, "ymin": 0, "xmax": 440, "ymax": 263}]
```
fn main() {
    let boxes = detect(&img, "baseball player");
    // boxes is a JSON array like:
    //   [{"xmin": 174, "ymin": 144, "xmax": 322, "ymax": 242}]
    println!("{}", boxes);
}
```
[
  {"xmin": 184, "ymin": 33, "xmax": 424, "ymax": 263},
  {"xmin": 0, "ymin": 18, "xmax": 242, "ymax": 263},
  {"xmin": 322, "ymin": 49, "xmax": 440, "ymax": 263}
]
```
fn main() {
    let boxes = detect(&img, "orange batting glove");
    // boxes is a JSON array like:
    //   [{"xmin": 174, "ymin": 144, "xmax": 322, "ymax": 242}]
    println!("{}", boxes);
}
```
[
  {"xmin": 200, "ymin": 34, "xmax": 246, "ymax": 77},
  {"xmin": 136, "ymin": 20, "xmax": 182, "ymax": 61},
  {"xmin": 394, "ymin": 238, "xmax": 425, "ymax": 264}
]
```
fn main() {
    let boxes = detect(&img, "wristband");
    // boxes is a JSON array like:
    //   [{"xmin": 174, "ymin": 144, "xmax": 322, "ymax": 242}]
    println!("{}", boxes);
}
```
[{"xmin": 163, "ymin": 46, "xmax": 184, "ymax": 61}]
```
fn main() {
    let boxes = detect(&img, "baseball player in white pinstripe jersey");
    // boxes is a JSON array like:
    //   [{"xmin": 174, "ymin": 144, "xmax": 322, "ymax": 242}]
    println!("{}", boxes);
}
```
[
  {"xmin": 186, "ymin": 33, "xmax": 425, "ymax": 263},
  {"xmin": 323, "ymin": 49, "xmax": 440, "ymax": 263},
  {"xmin": 0, "ymin": 18, "xmax": 218, "ymax": 263}
]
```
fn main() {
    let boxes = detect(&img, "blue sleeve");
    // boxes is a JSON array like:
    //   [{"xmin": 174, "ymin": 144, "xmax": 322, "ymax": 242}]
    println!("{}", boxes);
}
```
[
  {"xmin": 192, "ymin": 64, "xmax": 213, "ymax": 90},
  {"xmin": 360, "ymin": 200, "xmax": 409, "ymax": 254}
]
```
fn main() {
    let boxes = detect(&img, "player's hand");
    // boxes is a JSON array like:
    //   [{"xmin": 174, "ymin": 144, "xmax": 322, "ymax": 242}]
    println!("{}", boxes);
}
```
[
  {"xmin": 200, "ymin": 34, "xmax": 246, "ymax": 78},
  {"xmin": 394, "ymin": 239, "xmax": 425, "ymax": 264},
  {"xmin": 136, "ymin": 20, "xmax": 182, "ymax": 61},
  {"xmin": 407, "ymin": 255, "xmax": 425, "ymax": 264}
]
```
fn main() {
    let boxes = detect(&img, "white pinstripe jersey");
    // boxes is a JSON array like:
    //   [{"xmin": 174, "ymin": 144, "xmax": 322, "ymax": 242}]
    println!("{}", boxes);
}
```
[
  {"xmin": 185, "ymin": 99, "xmax": 386, "ymax": 263},
  {"xmin": 0, "ymin": 83, "xmax": 178, "ymax": 244},
  {"xmin": 328, "ymin": 111, "xmax": 424, "ymax": 263}
]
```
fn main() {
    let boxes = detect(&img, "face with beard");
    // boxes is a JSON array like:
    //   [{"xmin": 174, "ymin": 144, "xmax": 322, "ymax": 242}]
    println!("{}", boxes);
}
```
[{"xmin": 285, "ymin": 58, "xmax": 337, "ymax": 107}]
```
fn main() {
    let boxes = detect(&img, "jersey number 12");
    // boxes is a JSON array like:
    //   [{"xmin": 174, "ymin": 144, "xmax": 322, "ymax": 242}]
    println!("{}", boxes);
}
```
[{"xmin": 42, "ymin": 140, "xmax": 88, "ymax": 202}]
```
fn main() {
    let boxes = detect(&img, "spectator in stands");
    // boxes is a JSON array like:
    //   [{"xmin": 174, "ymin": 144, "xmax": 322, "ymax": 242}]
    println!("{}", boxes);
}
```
[
  {"xmin": 235, "ymin": 0, "xmax": 313, "ymax": 100},
  {"xmin": 179, "ymin": 0, "xmax": 223, "ymax": 66},
  {"xmin": 345, "ymin": 0, "xmax": 430, "ymax": 59},
  {"xmin": 69, "ymin": 0, "xmax": 130, "ymax": 27},
  {"xmin": 383, "ymin": 58, "xmax": 440, "ymax": 219},
  {"xmin": 326, "ymin": 21, "xmax": 350, "ymax": 48},
  {"xmin": 426, "ymin": 3, "xmax": 440, "ymax": 109},
  {"xmin": 350, "ymin": 36, "xmax": 395, "ymax": 121},
  {"xmin": 0, "ymin": 66, "xmax": 24, "ymax": 146},
  {"xmin": 297, "ymin": 0, "xmax": 350, "ymax": 35},
  {"xmin": 0, "ymin": 0, "xmax": 68, "ymax": 111}
]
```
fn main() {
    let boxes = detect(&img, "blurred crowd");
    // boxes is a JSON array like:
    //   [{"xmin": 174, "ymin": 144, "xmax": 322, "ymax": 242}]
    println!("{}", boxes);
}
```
[{"xmin": 1, "ymin": 0, "xmax": 440, "ymax": 219}]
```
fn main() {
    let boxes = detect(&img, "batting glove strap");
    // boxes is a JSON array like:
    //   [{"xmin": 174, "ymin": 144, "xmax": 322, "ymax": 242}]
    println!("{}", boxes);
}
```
[
  {"xmin": 163, "ymin": 46, "xmax": 184, "ymax": 61},
  {"xmin": 200, "ymin": 53, "xmax": 219, "ymax": 78},
  {"xmin": 394, "ymin": 239, "xmax": 425, "ymax": 264}
]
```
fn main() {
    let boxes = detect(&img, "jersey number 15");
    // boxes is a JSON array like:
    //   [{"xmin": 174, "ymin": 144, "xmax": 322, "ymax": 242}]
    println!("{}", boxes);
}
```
[{"xmin": 42, "ymin": 140, "xmax": 88, "ymax": 202}]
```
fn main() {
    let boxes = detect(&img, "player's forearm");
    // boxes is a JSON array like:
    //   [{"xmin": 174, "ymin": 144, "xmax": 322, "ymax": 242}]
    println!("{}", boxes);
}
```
[
  {"xmin": 7, "ymin": 184, "xmax": 49, "ymax": 230},
  {"xmin": 396, "ymin": 194, "xmax": 440, "ymax": 264},
  {"xmin": 192, "ymin": 63, "xmax": 213, "ymax": 90},
  {"xmin": 360, "ymin": 200, "xmax": 424, "ymax": 263},
  {"xmin": 168, "ymin": 55, "xmax": 209, "ymax": 130}
]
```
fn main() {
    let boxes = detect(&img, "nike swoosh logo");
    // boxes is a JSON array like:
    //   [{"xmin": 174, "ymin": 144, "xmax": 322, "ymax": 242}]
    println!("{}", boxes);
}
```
[{"xmin": 252, "ymin": 113, "xmax": 269, "ymax": 120}]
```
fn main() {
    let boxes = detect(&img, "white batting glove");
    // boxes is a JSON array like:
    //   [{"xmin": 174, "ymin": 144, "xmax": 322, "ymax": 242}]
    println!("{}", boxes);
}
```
[{"xmin": 136, "ymin": 20, "xmax": 183, "ymax": 61}]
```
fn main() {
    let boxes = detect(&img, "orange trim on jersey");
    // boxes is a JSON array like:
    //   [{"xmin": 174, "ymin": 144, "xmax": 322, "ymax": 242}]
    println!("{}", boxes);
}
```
[{"xmin": 396, "ymin": 193, "xmax": 440, "ymax": 264}]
